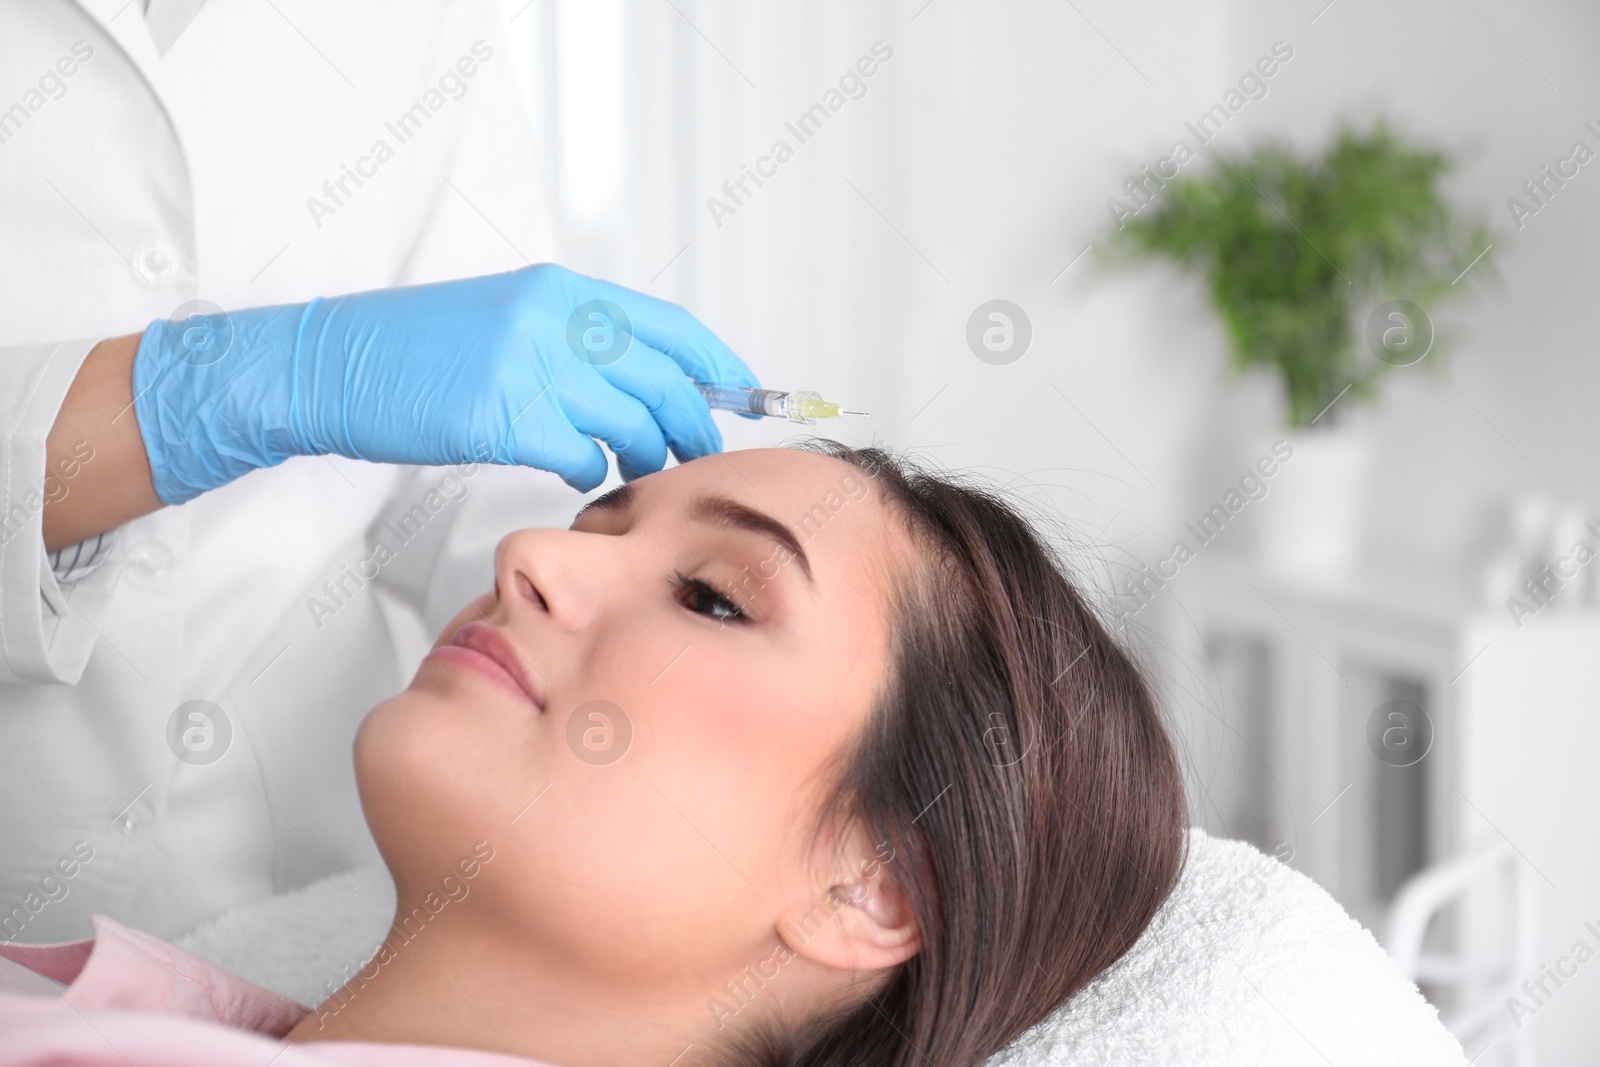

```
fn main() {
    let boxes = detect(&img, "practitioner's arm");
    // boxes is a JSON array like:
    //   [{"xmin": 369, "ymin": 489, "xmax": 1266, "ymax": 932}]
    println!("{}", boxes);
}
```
[
  {"xmin": 45, "ymin": 265, "xmax": 757, "ymax": 553},
  {"xmin": 42, "ymin": 333, "xmax": 162, "ymax": 553}
]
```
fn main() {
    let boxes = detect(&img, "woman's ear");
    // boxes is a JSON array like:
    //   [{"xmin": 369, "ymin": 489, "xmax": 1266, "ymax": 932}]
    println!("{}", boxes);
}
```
[{"xmin": 776, "ymin": 839, "xmax": 922, "ymax": 974}]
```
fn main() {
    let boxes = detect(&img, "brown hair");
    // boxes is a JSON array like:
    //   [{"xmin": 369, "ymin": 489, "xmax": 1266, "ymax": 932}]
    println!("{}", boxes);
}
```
[{"xmin": 723, "ymin": 443, "xmax": 1187, "ymax": 1066}]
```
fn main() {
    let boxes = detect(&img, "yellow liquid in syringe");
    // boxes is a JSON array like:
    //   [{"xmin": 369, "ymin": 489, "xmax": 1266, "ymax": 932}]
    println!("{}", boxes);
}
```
[{"xmin": 695, "ymin": 385, "xmax": 868, "ymax": 424}]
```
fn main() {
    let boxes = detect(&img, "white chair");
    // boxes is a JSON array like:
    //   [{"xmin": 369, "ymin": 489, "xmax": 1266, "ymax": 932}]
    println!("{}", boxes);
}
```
[{"xmin": 1385, "ymin": 840, "xmax": 1541, "ymax": 1067}]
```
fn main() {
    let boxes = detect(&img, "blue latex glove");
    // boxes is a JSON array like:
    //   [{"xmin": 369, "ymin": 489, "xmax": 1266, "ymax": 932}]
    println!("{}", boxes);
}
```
[{"xmin": 132, "ymin": 264, "xmax": 759, "ymax": 503}]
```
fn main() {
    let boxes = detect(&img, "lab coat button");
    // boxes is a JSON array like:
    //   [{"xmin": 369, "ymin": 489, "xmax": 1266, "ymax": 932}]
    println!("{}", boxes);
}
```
[
  {"xmin": 110, "ymin": 790, "xmax": 156, "ymax": 837},
  {"xmin": 132, "ymin": 239, "xmax": 180, "ymax": 285},
  {"xmin": 127, "ymin": 540, "xmax": 173, "ymax": 582}
]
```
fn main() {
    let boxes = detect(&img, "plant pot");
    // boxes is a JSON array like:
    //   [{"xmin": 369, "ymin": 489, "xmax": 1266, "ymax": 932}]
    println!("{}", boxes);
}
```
[{"xmin": 1256, "ymin": 423, "xmax": 1373, "ymax": 575}]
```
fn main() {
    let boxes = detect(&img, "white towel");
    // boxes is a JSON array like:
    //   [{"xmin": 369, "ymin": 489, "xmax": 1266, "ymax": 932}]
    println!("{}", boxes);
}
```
[
  {"xmin": 173, "ymin": 830, "xmax": 1465, "ymax": 1065},
  {"xmin": 175, "ymin": 863, "xmax": 397, "ymax": 1010},
  {"xmin": 991, "ymin": 830, "xmax": 1467, "ymax": 1066}
]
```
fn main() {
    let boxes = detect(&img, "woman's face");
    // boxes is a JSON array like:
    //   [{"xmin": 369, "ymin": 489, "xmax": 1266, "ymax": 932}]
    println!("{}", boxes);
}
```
[{"xmin": 355, "ymin": 448, "xmax": 900, "ymax": 995}]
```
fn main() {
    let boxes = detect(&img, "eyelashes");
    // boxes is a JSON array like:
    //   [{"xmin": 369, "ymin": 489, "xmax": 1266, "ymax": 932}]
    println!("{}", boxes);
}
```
[{"xmin": 670, "ymin": 571, "xmax": 748, "ymax": 624}]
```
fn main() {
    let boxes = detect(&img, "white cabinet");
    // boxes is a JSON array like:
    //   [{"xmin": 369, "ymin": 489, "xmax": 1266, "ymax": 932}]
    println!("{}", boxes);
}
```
[{"xmin": 1141, "ymin": 550, "xmax": 1600, "ymax": 1065}]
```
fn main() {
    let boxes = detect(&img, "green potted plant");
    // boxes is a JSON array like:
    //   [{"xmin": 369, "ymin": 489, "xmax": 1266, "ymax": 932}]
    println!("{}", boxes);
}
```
[{"xmin": 1102, "ymin": 119, "xmax": 1494, "ymax": 571}]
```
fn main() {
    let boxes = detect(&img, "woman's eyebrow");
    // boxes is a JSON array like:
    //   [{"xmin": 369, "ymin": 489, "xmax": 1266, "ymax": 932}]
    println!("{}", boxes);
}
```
[
  {"xmin": 575, "ymin": 481, "xmax": 636, "ymax": 520},
  {"xmin": 689, "ymin": 494, "xmax": 813, "ymax": 582}
]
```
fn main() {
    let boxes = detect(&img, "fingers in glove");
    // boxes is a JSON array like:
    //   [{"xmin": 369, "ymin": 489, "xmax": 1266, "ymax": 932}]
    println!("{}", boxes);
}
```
[
  {"xmin": 594, "ymin": 340, "xmax": 724, "ymax": 462},
  {"xmin": 552, "ymin": 359, "xmax": 670, "ymax": 482},
  {"xmin": 541, "ymin": 267, "xmax": 760, "ymax": 391},
  {"xmin": 502, "ymin": 385, "xmax": 612, "ymax": 492}
]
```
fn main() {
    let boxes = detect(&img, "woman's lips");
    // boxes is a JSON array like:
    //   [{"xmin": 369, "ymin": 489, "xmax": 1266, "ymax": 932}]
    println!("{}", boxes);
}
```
[{"xmin": 429, "ymin": 620, "xmax": 547, "ymax": 711}]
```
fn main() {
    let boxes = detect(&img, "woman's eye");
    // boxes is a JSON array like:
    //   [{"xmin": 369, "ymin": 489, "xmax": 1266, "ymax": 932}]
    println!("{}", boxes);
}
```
[{"xmin": 671, "ymin": 573, "xmax": 746, "ymax": 623}]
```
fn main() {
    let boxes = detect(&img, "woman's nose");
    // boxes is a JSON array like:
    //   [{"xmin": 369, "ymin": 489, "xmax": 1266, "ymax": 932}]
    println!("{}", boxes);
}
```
[{"xmin": 493, "ymin": 528, "xmax": 600, "ymax": 632}]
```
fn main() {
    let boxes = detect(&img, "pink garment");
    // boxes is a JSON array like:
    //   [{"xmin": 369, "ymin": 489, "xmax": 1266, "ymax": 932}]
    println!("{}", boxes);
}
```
[{"xmin": 0, "ymin": 914, "xmax": 548, "ymax": 1066}]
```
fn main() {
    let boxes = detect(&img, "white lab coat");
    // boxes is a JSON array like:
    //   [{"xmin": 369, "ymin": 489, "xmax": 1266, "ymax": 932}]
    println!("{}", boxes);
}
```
[{"xmin": 0, "ymin": 0, "xmax": 581, "ymax": 942}]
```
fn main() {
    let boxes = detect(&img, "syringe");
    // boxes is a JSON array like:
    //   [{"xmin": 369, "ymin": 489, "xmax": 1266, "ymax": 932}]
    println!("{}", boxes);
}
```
[{"xmin": 696, "ymin": 384, "xmax": 870, "ymax": 425}]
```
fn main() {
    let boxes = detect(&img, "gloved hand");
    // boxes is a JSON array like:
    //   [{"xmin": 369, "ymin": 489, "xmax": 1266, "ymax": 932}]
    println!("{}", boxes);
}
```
[{"xmin": 132, "ymin": 264, "xmax": 759, "ymax": 503}]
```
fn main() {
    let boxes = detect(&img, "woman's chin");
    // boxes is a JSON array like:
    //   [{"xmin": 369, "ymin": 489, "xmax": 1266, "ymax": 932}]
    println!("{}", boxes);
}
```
[
  {"xmin": 354, "ymin": 689, "xmax": 548, "ymax": 873},
  {"xmin": 352, "ymin": 690, "xmax": 424, "ymax": 793},
  {"xmin": 356, "ymin": 695, "xmax": 477, "ymax": 853}
]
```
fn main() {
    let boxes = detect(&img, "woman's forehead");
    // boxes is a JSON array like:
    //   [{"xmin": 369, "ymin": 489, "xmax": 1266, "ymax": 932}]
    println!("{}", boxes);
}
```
[
  {"xmin": 641, "ymin": 449, "xmax": 871, "ymax": 518},
  {"xmin": 688, "ymin": 447, "xmax": 863, "ymax": 495},
  {"xmin": 631, "ymin": 448, "xmax": 904, "ymax": 574}
]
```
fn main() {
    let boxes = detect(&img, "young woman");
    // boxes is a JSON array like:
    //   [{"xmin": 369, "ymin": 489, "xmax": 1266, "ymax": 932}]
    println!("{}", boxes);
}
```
[{"xmin": 0, "ymin": 443, "xmax": 1187, "ymax": 1067}]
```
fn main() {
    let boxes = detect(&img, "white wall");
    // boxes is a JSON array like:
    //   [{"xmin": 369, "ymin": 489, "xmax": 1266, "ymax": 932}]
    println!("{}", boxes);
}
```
[
  {"xmin": 1219, "ymin": 6, "xmax": 1600, "ymax": 1064},
  {"xmin": 1225, "ymin": 0, "xmax": 1600, "ymax": 574},
  {"xmin": 509, "ymin": 0, "xmax": 1600, "ymax": 571},
  {"xmin": 512, "ymin": 0, "xmax": 1243, "ymax": 580}
]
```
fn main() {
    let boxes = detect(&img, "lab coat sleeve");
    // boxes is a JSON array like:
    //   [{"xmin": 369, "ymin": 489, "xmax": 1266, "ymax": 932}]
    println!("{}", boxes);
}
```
[{"xmin": 0, "ymin": 339, "xmax": 128, "ymax": 686}]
